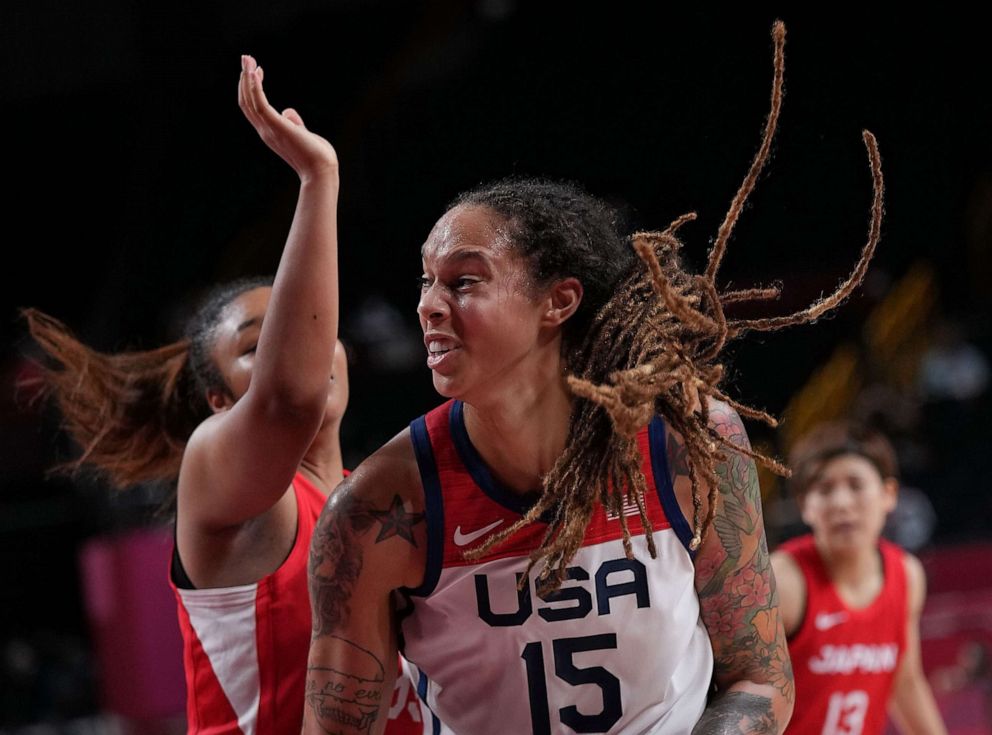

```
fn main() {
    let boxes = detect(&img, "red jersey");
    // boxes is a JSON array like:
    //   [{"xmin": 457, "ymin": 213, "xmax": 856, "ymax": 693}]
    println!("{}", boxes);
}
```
[
  {"xmin": 171, "ymin": 471, "xmax": 421, "ymax": 734},
  {"xmin": 781, "ymin": 534, "xmax": 908, "ymax": 735}
]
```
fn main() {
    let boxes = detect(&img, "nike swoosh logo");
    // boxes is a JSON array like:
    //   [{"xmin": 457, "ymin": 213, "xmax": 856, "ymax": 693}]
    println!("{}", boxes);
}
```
[
  {"xmin": 815, "ymin": 611, "xmax": 849, "ymax": 631},
  {"xmin": 454, "ymin": 520, "xmax": 504, "ymax": 547}
]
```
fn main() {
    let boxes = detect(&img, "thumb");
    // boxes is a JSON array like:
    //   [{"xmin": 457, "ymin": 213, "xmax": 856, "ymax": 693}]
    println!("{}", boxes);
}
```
[{"xmin": 282, "ymin": 108, "xmax": 305, "ymax": 127}]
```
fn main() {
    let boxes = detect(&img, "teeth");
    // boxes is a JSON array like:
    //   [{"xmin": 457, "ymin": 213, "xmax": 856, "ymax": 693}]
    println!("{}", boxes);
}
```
[{"xmin": 428, "ymin": 340, "xmax": 451, "ymax": 354}]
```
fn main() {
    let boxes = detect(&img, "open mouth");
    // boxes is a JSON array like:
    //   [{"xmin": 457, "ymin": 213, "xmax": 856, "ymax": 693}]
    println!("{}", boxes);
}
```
[
  {"xmin": 426, "ymin": 340, "xmax": 461, "ymax": 369},
  {"xmin": 830, "ymin": 521, "xmax": 858, "ymax": 535},
  {"xmin": 428, "ymin": 340, "xmax": 455, "ymax": 357}
]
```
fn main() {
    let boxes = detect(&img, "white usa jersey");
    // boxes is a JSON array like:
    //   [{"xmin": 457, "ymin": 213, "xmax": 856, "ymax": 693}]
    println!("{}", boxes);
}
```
[{"xmin": 396, "ymin": 400, "xmax": 713, "ymax": 734}]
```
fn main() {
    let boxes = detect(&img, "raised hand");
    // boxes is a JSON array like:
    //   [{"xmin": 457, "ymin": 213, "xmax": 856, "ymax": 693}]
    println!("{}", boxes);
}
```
[{"xmin": 238, "ymin": 54, "xmax": 338, "ymax": 183}]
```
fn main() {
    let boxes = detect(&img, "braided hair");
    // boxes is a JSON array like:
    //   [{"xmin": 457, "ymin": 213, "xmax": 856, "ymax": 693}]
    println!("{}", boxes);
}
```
[{"xmin": 463, "ymin": 21, "xmax": 885, "ymax": 588}]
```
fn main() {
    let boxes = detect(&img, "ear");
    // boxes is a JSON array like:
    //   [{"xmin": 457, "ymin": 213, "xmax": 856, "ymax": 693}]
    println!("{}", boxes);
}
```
[
  {"xmin": 882, "ymin": 477, "xmax": 899, "ymax": 513},
  {"xmin": 206, "ymin": 387, "xmax": 235, "ymax": 414},
  {"xmin": 798, "ymin": 495, "xmax": 815, "ymax": 528},
  {"xmin": 540, "ymin": 277, "xmax": 583, "ymax": 328}
]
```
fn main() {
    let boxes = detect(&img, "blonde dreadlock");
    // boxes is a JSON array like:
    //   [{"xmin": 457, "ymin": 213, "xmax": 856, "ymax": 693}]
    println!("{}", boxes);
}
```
[{"xmin": 463, "ymin": 20, "xmax": 885, "ymax": 588}]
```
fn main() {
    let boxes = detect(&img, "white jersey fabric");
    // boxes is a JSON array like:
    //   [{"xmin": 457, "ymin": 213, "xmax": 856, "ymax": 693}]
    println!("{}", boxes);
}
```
[{"xmin": 397, "ymin": 400, "xmax": 713, "ymax": 734}]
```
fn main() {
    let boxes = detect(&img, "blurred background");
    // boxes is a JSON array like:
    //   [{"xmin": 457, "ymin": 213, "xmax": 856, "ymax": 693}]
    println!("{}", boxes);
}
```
[{"xmin": 1, "ymin": 2, "xmax": 989, "ymax": 733}]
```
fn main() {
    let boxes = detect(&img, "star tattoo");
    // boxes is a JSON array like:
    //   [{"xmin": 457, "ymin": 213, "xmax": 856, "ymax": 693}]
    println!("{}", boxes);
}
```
[{"xmin": 369, "ymin": 495, "xmax": 425, "ymax": 546}]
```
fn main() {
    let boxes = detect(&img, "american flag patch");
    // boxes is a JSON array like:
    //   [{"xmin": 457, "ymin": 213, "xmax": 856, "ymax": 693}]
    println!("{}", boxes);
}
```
[{"xmin": 605, "ymin": 495, "xmax": 643, "ymax": 520}]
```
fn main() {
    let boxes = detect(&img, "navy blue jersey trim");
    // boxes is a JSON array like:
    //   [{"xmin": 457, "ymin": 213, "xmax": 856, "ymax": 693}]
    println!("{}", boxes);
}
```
[
  {"xmin": 450, "ymin": 400, "xmax": 540, "ymax": 516},
  {"xmin": 416, "ymin": 667, "xmax": 443, "ymax": 735},
  {"xmin": 405, "ymin": 415, "xmax": 444, "ymax": 597},
  {"xmin": 648, "ymin": 416, "xmax": 695, "ymax": 554}
]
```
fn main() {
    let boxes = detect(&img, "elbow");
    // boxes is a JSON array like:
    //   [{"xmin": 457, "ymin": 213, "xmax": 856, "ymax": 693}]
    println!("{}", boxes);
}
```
[{"xmin": 780, "ymin": 689, "xmax": 795, "ymax": 733}]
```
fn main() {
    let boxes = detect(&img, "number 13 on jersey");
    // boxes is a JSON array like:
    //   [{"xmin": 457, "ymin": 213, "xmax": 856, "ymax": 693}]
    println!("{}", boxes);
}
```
[{"xmin": 822, "ymin": 690, "xmax": 868, "ymax": 735}]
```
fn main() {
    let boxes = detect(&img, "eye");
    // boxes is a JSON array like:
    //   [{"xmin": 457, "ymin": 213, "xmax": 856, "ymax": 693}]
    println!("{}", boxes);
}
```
[
  {"xmin": 452, "ymin": 277, "xmax": 479, "ymax": 291},
  {"xmin": 418, "ymin": 275, "xmax": 432, "ymax": 291},
  {"xmin": 242, "ymin": 344, "xmax": 257, "ymax": 357},
  {"xmin": 811, "ymin": 482, "xmax": 830, "ymax": 496}
]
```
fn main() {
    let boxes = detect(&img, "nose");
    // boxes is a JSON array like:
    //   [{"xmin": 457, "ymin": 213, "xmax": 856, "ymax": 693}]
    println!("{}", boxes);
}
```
[
  {"xmin": 417, "ymin": 281, "xmax": 449, "ymax": 324},
  {"xmin": 826, "ymin": 483, "xmax": 856, "ymax": 511}
]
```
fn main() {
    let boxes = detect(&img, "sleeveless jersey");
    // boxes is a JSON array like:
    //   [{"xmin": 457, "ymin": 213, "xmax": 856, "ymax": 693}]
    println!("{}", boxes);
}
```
[
  {"xmin": 780, "ymin": 534, "xmax": 908, "ymax": 735},
  {"xmin": 398, "ymin": 399, "xmax": 713, "ymax": 735},
  {"xmin": 171, "ymin": 471, "xmax": 422, "ymax": 734}
]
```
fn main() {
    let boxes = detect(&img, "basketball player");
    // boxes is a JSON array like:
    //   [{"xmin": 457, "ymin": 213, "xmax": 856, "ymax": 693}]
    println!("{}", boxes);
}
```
[
  {"xmin": 772, "ymin": 423, "xmax": 947, "ymax": 734},
  {"xmin": 302, "ymin": 22, "xmax": 885, "ymax": 735},
  {"xmin": 26, "ymin": 56, "xmax": 419, "ymax": 733}
]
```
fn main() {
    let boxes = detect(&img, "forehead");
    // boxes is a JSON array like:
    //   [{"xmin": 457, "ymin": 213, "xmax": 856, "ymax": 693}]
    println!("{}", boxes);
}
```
[
  {"xmin": 813, "ymin": 453, "xmax": 882, "ymax": 481},
  {"xmin": 421, "ymin": 204, "xmax": 515, "ymax": 265},
  {"xmin": 215, "ymin": 287, "xmax": 271, "ymax": 336}
]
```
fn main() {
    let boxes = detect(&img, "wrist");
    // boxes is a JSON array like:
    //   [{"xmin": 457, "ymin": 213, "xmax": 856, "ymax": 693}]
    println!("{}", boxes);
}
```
[{"xmin": 299, "ymin": 166, "xmax": 340, "ymax": 190}]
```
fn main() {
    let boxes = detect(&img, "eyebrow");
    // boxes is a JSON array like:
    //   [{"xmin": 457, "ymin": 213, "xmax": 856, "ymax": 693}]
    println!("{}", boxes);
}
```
[
  {"xmin": 236, "ymin": 317, "xmax": 262, "ymax": 333},
  {"xmin": 421, "ymin": 248, "xmax": 492, "ymax": 266}
]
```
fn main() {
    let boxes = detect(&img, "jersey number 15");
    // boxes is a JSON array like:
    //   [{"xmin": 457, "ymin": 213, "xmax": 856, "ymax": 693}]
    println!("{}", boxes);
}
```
[{"xmin": 521, "ymin": 633, "xmax": 622, "ymax": 734}]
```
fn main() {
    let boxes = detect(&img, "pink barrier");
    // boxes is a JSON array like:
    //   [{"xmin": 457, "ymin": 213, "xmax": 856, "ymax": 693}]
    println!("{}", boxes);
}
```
[{"xmin": 78, "ymin": 527, "xmax": 185, "ymax": 719}]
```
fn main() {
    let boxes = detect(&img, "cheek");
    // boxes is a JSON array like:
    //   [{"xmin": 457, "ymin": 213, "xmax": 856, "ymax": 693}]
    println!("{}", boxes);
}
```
[
  {"xmin": 799, "ymin": 499, "xmax": 820, "ymax": 526},
  {"xmin": 227, "ymin": 358, "xmax": 254, "ymax": 396}
]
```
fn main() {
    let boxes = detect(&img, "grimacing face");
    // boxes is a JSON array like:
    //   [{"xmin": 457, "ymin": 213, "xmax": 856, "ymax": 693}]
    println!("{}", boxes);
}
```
[
  {"xmin": 417, "ymin": 204, "xmax": 563, "ymax": 404},
  {"xmin": 800, "ymin": 453, "xmax": 898, "ymax": 554},
  {"xmin": 206, "ymin": 287, "xmax": 348, "ymax": 426}
]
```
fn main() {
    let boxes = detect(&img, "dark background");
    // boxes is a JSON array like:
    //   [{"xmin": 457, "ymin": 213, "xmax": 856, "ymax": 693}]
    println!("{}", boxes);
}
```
[{"xmin": 1, "ymin": 2, "xmax": 989, "ymax": 726}]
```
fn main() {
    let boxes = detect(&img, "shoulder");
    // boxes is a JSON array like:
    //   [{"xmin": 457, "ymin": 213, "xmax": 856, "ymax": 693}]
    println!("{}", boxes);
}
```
[
  {"xmin": 179, "ymin": 412, "xmax": 222, "ymax": 467},
  {"xmin": 899, "ymin": 550, "xmax": 926, "ymax": 615},
  {"xmin": 771, "ymin": 548, "xmax": 808, "ymax": 637},
  {"xmin": 705, "ymin": 397, "xmax": 752, "ymax": 449},
  {"xmin": 662, "ymin": 398, "xmax": 751, "ymax": 491},
  {"xmin": 175, "ymin": 414, "xmax": 228, "ymax": 511},
  {"xmin": 771, "ymin": 546, "xmax": 805, "ymax": 584},
  {"xmin": 663, "ymin": 398, "xmax": 750, "ymax": 457},
  {"xmin": 311, "ymin": 426, "xmax": 427, "ymax": 591},
  {"xmin": 327, "ymin": 426, "xmax": 423, "ymax": 516}
]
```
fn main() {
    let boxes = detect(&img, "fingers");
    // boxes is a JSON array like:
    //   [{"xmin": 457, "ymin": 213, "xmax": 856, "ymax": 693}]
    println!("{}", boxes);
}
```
[
  {"xmin": 282, "ymin": 108, "xmax": 305, "ymax": 128},
  {"xmin": 244, "ymin": 57, "xmax": 284, "ymax": 130},
  {"xmin": 238, "ymin": 54, "xmax": 249, "ymax": 116},
  {"xmin": 239, "ymin": 54, "xmax": 262, "ymax": 127}
]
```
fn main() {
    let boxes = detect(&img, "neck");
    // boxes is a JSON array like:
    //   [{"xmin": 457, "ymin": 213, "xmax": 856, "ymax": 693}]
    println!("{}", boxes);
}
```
[
  {"xmin": 298, "ymin": 420, "xmax": 345, "ymax": 495},
  {"xmin": 815, "ymin": 538, "xmax": 881, "ymax": 588},
  {"xmin": 462, "ymin": 355, "xmax": 572, "ymax": 495}
]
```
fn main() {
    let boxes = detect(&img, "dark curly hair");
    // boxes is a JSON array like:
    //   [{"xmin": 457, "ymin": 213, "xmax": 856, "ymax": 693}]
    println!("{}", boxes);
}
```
[{"xmin": 454, "ymin": 178, "xmax": 636, "ymax": 368}]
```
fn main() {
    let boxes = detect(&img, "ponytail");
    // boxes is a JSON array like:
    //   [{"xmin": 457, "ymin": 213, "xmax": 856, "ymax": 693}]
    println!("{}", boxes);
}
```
[{"xmin": 23, "ymin": 309, "xmax": 207, "ymax": 489}]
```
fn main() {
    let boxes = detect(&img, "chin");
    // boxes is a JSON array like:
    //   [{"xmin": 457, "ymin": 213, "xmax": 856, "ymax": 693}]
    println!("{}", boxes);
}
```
[
  {"xmin": 819, "ymin": 528, "xmax": 871, "ymax": 554},
  {"xmin": 431, "ymin": 372, "xmax": 462, "ymax": 399}
]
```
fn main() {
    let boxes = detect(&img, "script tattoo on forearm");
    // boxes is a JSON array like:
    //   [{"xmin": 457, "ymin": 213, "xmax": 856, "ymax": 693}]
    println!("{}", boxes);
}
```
[
  {"xmin": 680, "ymin": 403, "xmax": 794, "ymax": 732},
  {"xmin": 306, "ymin": 637, "xmax": 385, "ymax": 735},
  {"xmin": 692, "ymin": 692, "xmax": 777, "ymax": 734},
  {"xmin": 308, "ymin": 489, "xmax": 424, "ymax": 636}
]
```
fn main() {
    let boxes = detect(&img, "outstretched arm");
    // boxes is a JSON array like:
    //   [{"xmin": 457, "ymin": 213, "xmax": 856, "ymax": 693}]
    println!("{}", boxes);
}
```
[
  {"xmin": 181, "ymin": 56, "xmax": 340, "ymax": 529},
  {"xmin": 888, "ymin": 555, "xmax": 947, "ymax": 735},
  {"xmin": 303, "ymin": 442, "xmax": 426, "ymax": 735},
  {"xmin": 688, "ymin": 402, "xmax": 794, "ymax": 734}
]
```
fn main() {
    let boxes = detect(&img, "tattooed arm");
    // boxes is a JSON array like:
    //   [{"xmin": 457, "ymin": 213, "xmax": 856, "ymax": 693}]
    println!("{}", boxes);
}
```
[
  {"xmin": 303, "ymin": 432, "xmax": 426, "ymax": 735},
  {"xmin": 670, "ymin": 400, "xmax": 794, "ymax": 734}
]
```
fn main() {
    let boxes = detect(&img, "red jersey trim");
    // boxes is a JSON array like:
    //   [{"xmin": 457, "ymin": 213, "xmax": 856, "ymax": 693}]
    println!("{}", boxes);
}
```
[{"xmin": 406, "ymin": 400, "xmax": 692, "ymax": 595}]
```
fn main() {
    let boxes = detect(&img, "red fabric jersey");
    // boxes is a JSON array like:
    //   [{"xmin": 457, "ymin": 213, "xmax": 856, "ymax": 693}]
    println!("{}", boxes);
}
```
[
  {"xmin": 781, "ymin": 534, "xmax": 908, "ymax": 735},
  {"xmin": 171, "ymin": 471, "xmax": 422, "ymax": 734}
]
